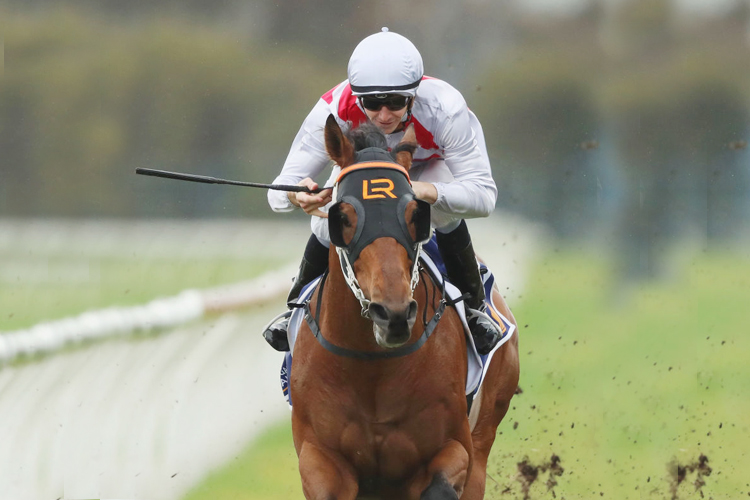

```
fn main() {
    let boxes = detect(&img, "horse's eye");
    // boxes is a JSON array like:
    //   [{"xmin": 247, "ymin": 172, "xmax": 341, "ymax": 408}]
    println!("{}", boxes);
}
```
[
  {"xmin": 410, "ymin": 206, "xmax": 421, "ymax": 224},
  {"xmin": 328, "ymin": 201, "xmax": 357, "ymax": 248},
  {"xmin": 409, "ymin": 199, "xmax": 432, "ymax": 243},
  {"xmin": 338, "ymin": 211, "xmax": 351, "ymax": 227}
]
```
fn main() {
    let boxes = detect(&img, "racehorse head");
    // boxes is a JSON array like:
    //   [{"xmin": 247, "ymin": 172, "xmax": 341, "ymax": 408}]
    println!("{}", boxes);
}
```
[{"xmin": 324, "ymin": 115, "xmax": 431, "ymax": 348}]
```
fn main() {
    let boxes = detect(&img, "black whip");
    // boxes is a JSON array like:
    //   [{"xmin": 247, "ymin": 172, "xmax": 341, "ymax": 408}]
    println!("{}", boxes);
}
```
[{"xmin": 135, "ymin": 168, "xmax": 326, "ymax": 193}]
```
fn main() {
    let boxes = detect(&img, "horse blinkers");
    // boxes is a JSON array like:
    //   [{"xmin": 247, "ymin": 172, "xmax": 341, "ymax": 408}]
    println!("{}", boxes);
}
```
[
  {"xmin": 328, "ymin": 169, "xmax": 431, "ymax": 264},
  {"xmin": 409, "ymin": 197, "xmax": 432, "ymax": 244},
  {"xmin": 328, "ymin": 199, "xmax": 361, "ymax": 251}
]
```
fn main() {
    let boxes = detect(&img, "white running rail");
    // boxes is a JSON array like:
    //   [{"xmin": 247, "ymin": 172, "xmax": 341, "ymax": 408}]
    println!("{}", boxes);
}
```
[{"xmin": 0, "ymin": 263, "xmax": 297, "ymax": 364}]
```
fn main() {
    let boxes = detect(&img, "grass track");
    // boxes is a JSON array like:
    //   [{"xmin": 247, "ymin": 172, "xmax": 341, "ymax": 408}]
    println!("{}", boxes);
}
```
[
  {"xmin": 185, "ymin": 251, "xmax": 749, "ymax": 499},
  {"xmin": 484, "ymin": 251, "xmax": 749, "ymax": 498},
  {"xmin": 183, "ymin": 422, "xmax": 303, "ymax": 500}
]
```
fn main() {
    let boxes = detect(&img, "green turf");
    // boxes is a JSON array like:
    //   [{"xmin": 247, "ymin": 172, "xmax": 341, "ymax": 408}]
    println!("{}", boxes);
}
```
[
  {"xmin": 488, "ymin": 251, "xmax": 749, "ymax": 499},
  {"xmin": 182, "ymin": 421, "xmax": 303, "ymax": 500},
  {"xmin": 0, "ymin": 255, "xmax": 285, "ymax": 331},
  {"xmin": 182, "ymin": 251, "xmax": 750, "ymax": 499}
]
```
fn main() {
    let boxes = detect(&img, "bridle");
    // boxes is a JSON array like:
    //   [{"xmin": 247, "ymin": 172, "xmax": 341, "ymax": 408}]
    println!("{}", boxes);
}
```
[
  {"xmin": 335, "ymin": 243, "xmax": 422, "ymax": 318},
  {"xmin": 303, "ymin": 265, "xmax": 453, "ymax": 361},
  {"xmin": 328, "ymin": 159, "xmax": 431, "ymax": 318},
  {"xmin": 302, "ymin": 156, "xmax": 463, "ymax": 359}
]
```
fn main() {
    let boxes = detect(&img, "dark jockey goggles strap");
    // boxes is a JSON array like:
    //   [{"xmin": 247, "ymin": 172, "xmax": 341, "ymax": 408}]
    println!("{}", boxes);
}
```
[{"xmin": 350, "ymin": 77, "xmax": 422, "ymax": 95}]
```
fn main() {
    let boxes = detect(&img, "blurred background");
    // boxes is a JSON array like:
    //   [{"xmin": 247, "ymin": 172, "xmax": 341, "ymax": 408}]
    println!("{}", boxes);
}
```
[
  {"xmin": 2, "ymin": 0, "xmax": 750, "ymax": 499},
  {"xmin": 3, "ymin": 0, "xmax": 750, "ymax": 270}
]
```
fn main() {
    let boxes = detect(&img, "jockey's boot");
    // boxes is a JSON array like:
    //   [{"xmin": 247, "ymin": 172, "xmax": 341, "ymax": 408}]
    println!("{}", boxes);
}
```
[
  {"xmin": 436, "ymin": 220, "xmax": 501, "ymax": 355},
  {"xmin": 262, "ymin": 234, "xmax": 329, "ymax": 352}
]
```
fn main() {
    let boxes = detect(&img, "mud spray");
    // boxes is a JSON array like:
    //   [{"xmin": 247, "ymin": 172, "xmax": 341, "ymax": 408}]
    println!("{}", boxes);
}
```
[
  {"xmin": 669, "ymin": 454, "xmax": 712, "ymax": 500},
  {"xmin": 506, "ymin": 454, "xmax": 564, "ymax": 500}
]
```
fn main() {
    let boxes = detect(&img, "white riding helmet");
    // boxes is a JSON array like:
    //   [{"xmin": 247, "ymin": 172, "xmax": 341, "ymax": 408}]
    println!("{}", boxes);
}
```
[{"xmin": 348, "ymin": 28, "xmax": 424, "ymax": 97}]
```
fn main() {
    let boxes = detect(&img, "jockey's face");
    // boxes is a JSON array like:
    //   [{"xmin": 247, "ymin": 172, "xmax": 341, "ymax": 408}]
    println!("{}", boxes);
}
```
[{"xmin": 360, "ymin": 94, "xmax": 411, "ymax": 135}]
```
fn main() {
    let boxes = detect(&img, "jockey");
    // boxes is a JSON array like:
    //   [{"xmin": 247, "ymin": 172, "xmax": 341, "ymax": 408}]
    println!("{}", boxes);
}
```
[{"xmin": 263, "ymin": 28, "xmax": 502, "ymax": 355}]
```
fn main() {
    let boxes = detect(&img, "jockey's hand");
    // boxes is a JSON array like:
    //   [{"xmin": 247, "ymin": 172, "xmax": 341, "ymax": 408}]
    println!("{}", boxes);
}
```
[
  {"xmin": 411, "ymin": 181, "xmax": 438, "ymax": 204},
  {"xmin": 288, "ymin": 178, "xmax": 333, "ymax": 218}
]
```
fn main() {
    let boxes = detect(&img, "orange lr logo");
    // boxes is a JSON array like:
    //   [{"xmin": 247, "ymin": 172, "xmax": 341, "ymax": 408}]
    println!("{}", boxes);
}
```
[{"xmin": 362, "ymin": 179, "xmax": 397, "ymax": 199}]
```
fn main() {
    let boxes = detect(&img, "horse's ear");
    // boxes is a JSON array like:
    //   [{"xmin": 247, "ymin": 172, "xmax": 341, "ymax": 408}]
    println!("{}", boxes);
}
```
[
  {"xmin": 325, "ymin": 114, "xmax": 355, "ymax": 168},
  {"xmin": 393, "ymin": 124, "xmax": 417, "ymax": 171}
]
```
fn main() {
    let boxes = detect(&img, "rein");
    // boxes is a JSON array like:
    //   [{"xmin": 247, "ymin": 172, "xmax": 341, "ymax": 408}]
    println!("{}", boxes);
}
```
[{"xmin": 303, "ymin": 265, "xmax": 453, "ymax": 360}]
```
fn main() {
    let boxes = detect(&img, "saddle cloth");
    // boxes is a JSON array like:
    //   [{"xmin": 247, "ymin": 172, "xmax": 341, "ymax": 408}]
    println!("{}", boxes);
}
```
[{"xmin": 279, "ymin": 239, "xmax": 516, "ymax": 408}]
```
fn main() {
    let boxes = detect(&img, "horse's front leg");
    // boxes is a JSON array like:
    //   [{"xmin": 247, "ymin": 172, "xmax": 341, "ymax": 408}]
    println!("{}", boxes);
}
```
[
  {"xmin": 298, "ymin": 440, "xmax": 359, "ymax": 500},
  {"xmin": 409, "ymin": 439, "xmax": 471, "ymax": 500}
]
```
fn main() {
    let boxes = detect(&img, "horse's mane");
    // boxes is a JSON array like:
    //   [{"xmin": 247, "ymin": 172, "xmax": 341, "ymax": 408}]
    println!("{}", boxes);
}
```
[
  {"xmin": 346, "ymin": 122, "xmax": 388, "ymax": 151},
  {"xmin": 346, "ymin": 122, "xmax": 418, "ymax": 157}
]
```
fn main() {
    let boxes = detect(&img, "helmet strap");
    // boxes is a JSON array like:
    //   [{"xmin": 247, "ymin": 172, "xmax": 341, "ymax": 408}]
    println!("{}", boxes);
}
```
[
  {"xmin": 393, "ymin": 97, "xmax": 415, "ymax": 132},
  {"xmin": 401, "ymin": 97, "xmax": 415, "ymax": 122}
]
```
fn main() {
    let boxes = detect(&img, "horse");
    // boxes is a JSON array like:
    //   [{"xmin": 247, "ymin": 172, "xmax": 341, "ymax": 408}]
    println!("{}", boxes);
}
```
[{"xmin": 289, "ymin": 114, "xmax": 520, "ymax": 499}]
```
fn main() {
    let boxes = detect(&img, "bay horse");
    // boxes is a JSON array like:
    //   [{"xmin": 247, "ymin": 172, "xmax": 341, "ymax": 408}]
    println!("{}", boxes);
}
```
[{"xmin": 290, "ymin": 115, "xmax": 520, "ymax": 499}]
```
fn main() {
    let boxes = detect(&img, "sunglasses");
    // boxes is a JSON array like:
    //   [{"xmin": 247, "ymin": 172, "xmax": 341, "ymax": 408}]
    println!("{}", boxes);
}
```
[{"xmin": 359, "ymin": 94, "xmax": 411, "ymax": 112}]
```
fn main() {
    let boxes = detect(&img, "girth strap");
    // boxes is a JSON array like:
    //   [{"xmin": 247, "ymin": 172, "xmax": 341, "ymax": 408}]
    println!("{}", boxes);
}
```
[{"xmin": 303, "ymin": 269, "xmax": 447, "ymax": 360}]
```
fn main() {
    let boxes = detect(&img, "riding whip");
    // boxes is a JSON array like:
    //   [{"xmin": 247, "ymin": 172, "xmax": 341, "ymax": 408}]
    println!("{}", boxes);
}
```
[{"xmin": 135, "ymin": 168, "xmax": 326, "ymax": 193}]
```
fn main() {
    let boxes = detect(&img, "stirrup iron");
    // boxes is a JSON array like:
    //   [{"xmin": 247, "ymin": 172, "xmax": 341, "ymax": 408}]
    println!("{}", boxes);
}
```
[{"xmin": 262, "ymin": 310, "xmax": 292, "ymax": 352}]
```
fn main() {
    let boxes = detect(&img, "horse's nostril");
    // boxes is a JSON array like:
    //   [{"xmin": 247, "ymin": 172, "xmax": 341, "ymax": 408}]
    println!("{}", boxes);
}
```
[
  {"xmin": 368, "ymin": 303, "xmax": 389, "ymax": 324},
  {"xmin": 369, "ymin": 300, "xmax": 418, "ymax": 333},
  {"xmin": 370, "ymin": 301, "xmax": 416, "ymax": 348},
  {"xmin": 407, "ymin": 300, "xmax": 418, "ymax": 321}
]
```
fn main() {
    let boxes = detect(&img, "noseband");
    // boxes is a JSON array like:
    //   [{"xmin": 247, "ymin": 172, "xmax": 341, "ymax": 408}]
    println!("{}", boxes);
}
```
[{"xmin": 304, "ymin": 269, "xmax": 449, "ymax": 360}]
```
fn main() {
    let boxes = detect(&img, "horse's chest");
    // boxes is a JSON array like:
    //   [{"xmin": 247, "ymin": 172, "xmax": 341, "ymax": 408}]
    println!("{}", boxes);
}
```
[
  {"xmin": 328, "ymin": 393, "xmax": 456, "ymax": 481},
  {"xmin": 339, "ymin": 419, "xmax": 424, "ymax": 479},
  {"xmin": 292, "ymin": 329, "xmax": 467, "ymax": 480}
]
